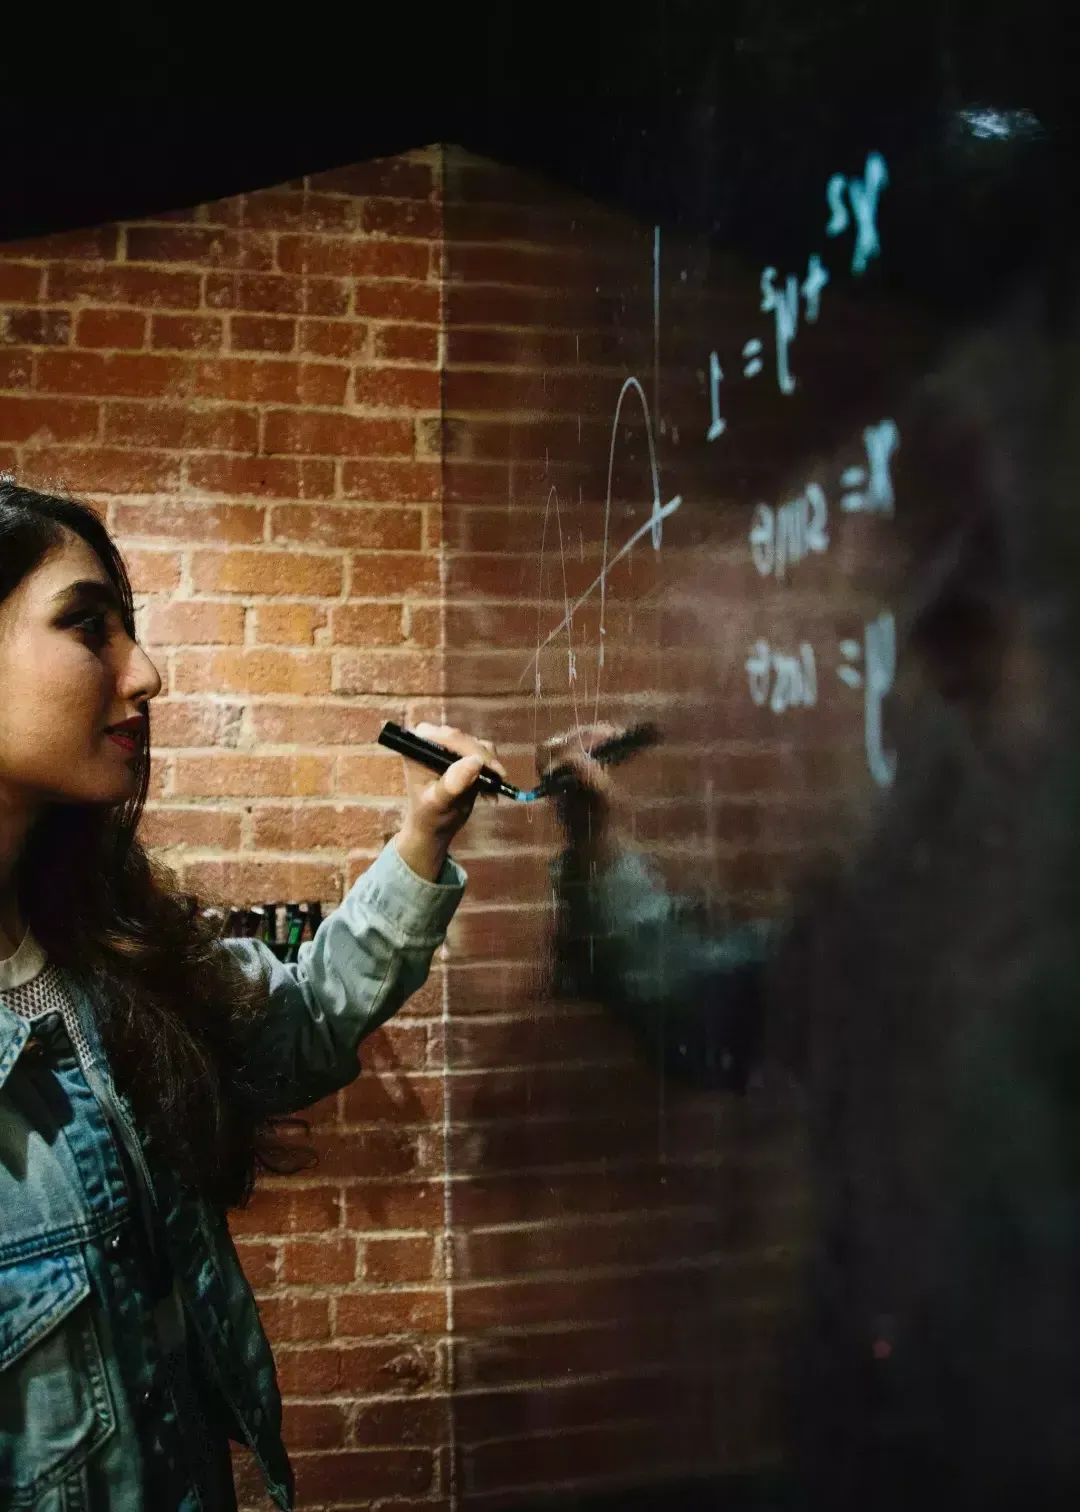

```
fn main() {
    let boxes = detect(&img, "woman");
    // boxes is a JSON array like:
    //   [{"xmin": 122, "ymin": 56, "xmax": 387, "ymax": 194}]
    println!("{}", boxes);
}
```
[{"xmin": 0, "ymin": 481, "xmax": 502, "ymax": 1511}]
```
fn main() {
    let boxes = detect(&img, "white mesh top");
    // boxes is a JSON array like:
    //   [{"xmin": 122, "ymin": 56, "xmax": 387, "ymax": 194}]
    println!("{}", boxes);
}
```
[{"xmin": 0, "ymin": 928, "xmax": 97, "ymax": 1070}]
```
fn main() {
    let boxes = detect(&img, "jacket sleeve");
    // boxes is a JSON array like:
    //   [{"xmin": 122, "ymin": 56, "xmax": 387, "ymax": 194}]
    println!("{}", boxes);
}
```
[
  {"xmin": 220, "ymin": 841, "xmax": 466, "ymax": 1114},
  {"xmin": 551, "ymin": 846, "xmax": 776, "ymax": 1091}
]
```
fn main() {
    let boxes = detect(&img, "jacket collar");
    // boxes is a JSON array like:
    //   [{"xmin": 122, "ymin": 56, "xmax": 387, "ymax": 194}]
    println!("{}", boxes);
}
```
[
  {"xmin": 0, "ymin": 969, "xmax": 106, "ymax": 1093},
  {"xmin": 0, "ymin": 1003, "xmax": 29, "ymax": 1091}
]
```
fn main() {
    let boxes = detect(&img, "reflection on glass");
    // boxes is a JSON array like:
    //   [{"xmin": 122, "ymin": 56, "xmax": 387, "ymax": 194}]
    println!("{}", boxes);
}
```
[{"xmin": 438, "ymin": 42, "xmax": 1077, "ymax": 1506}]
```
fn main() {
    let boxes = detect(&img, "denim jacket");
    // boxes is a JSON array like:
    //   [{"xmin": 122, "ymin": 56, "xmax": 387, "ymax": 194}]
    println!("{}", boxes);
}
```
[{"xmin": 0, "ymin": 841, "xmax": 465, "ymax": 1512}]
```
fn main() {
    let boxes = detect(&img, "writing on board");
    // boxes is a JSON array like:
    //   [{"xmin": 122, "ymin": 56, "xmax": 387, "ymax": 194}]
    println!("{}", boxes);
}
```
[
  {"xmin": 741, "ymin": 413, "xmax": 901, "ymax": 793},
  {"xmin": 715, "ymin": 150, "xmax": 897, "ymax": 790},
  {"xmin": 750, "ymin": 483, "xmax": 829, "ymax": 580},
  {"xmin": 744, "ymin": 612, "xmax": 897, "ymax": 788},
  {"xmin": 706, "ymin": 154, "xmax": 888, "ymax": 424},
  {"xmin": 742, "ymin": 416, "xmax": 900, "ymax": 788},
  {"xmin": 841, "ymin": 420, "xmax": 900, "ymax": 514},
  {"xmin": 527, "ymin": 228, "xmax": 681, "ymax": 726},
  {"xmin": 707, "ymin": 351, "xmax": 727, "ymax": 440},
  {"xmin": 747, "ymin": 421, "xmax": 900, "ymax": 583},
  {"xmin": 526, "ymin": 164, "xmax": 898, "ymax": 789},
  {"xmin": 715, "ymin": 150, "xmax": 897, "ymax": 787},
  {"xmin": 826, "ymin": 152, "xmax": 889, "ymax": 275},
  {"xmin": 746, "ymin": 640, "xmax": 818, "ymax": 713},
  {"xmin": 760, "ymin": 254, "xmax": 830, "ymax": 394},
  {"xmin": 526, "ymin": 372, "xmax": 683, "ymax": 724},
  {"xmin": 838, "ymin": 612, "xmax": 898, "ymax": 788}
]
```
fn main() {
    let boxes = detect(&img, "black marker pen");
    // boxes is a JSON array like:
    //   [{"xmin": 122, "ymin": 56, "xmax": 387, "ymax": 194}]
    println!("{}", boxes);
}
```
[
  {"xmin": 377, "ymin": 722, "xmax": 522, "ymax": 799},
  {"xmin": 377, "ymin": 721, "xmax": 660, "ymax": 802}
]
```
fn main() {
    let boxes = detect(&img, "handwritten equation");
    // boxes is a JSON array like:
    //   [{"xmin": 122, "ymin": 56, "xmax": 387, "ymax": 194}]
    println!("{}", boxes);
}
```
[
  {"xmin": 747, "ymin": 610, "xmax": 896, "ymax": 788},
  {"xmin": 749, "ymin": 418, "xmax": 897, "ymax": 582},
  {"xmin": 707, "ymin": 153, "xmax": 888, "ymax": 426},
  {"xmin": 742, "ymin": 415, "xmax": 900, "ymax": 788},
  {"xmin": 711, "ymin": 151, "xmax": 899, "ymax": 789},
  {"xmin": 524, "ymin": 148, "xmax": 899, "ymax": 788}
]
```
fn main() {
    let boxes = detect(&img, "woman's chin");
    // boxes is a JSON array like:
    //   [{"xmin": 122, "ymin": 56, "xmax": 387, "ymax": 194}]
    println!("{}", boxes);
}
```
[
  {"xmin": 71, "ymin": 762, "xmax": 143, "ymax": 806},
  {"xmin": 110, "ymin": 764, "xmax": 142, "ymax": 800}
]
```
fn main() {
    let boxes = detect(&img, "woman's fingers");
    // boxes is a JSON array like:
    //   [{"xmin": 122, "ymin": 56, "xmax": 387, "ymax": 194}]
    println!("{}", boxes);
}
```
[
  {"xmin": 536, "ymin": 723, "xmax": 621, "ymax": 780},
  {"xmin": 440, "ymin": 754, "xmax": 485, "ymax": 801},
  {"xmin": 414, "ymin": 723, "xmax": 507, "ymax": 779},
  {"xmin": 394, "ymin": 725, "xmax": 506, "ymax": 879},
  {"xmin": 555, "ymin": 753, "xmax": 614, "ymax": 797},
  {"xmin": 403, "ymin": 725, "xmax": 507, "ymax": 822}
]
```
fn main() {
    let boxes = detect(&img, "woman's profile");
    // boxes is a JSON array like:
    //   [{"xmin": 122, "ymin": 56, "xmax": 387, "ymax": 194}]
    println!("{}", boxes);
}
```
[{"xmin": 0, "ymin": 481, "xmax": 500, "ymax": 1510}]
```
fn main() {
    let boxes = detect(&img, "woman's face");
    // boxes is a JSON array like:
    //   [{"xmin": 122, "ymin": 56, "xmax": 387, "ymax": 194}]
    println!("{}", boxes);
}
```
[{"xmin": 0, "ymin": 530, "xmax": 162, "ymax": 812}]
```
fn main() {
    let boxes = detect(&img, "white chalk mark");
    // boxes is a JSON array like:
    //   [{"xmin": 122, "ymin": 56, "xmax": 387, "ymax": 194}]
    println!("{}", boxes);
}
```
[
  {"xmin": 742, "ymin": 338, "xmax": 764, "ymax": 378},
  {"xmin": 837, "ymin": 633, "xmax": 863, "ymax": 689},
  {"xmin": 522, "ymin": 377, "xmax": 679, "ymax": 694},
  {"xmin": 805, "ymin": 482, "xmax": 828, "ymax": 552},
  {"xmin": 849, "ymin": 154, "xmax": 889, "ymax": 275},
  {"xmin": 746, "ymin": 639, "xmax": 818, "ymax": 711},
  {"xmin": 770, "ymin": 644, "xmax": 817, "ymax": 713},
  {"xmin": 746, "ymin": 640, "xmax": 772, "ymax": 706},
  {"xmin": 826, "ymin": 153, "xmax": 889, "ymax": 275},
  {"xmin": 841, "ymin": 419, "xmax": 899, "ymax": 514},
  {"xmin": 957, "ymin": 107, "xmax": 1041, "ymax": 140},
  {"xmin": 532, "ymin": 485, "xmax": 558, "ymax": 704},
  {"xmin": 653, "ymin": 225, "xmax": 661, "ymax": 436},
  {"xmin": 801, "ymin": 253, "xmax": 830, "ymax": 322},
  {"xmin": 826, "ymin": 173, "xmax": 849, "ymax": 235},
  {"xmin": 526, "ymin": 496, "xmax": 683, "ymax": 674},
  {"xmin": 760, "ymin": 267, "xmax": 800, "ymax": 394},
  {"xmin": 865, "ymin": 418, "xmax": 899, "ymax": 513},
  {"xmin": 531, "ymin": 485, "xmax": 593, "ymax": 749},
  {"xmin": 520, "ymin": 374, "xmax": 671, "ymax": 752},
  {"xmin": 749, "ymin": 482, "xmax": 829, "ymax": 580},
  {"xmin": 864, "ymin": 611, "xmax": 897, "ymax": 786},
  {"xmin": 835, "ymin": 617, "xmax": 897, "ymax": 784},
  {"xmin": 707, "ymin": 351, "xmax": 726, "ymax": 440},
  {"xmin": 749, "ymin": 504, "xmax": 775, "ymax": 577}
]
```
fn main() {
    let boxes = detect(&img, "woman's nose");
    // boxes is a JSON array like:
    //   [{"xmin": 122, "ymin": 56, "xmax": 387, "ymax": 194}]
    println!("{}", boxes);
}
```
[{"xmin": 120, "ymin": 637, "xmax": 163, "ymax": 704}]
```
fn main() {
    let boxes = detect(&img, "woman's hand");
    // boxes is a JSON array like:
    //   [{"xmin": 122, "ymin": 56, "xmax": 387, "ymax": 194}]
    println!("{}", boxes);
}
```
[
  {"xmin": 536, "ymin": 723, "xmax": 620, "ymax": 865},
  {"xmin": 393, "ymin": 724, "xmax": 506, "ymax": 881}
]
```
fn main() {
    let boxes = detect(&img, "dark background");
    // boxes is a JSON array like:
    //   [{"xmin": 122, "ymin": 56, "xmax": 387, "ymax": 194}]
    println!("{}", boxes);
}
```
[{"xmin": 5, "ymin": 0, "xmax": 1074, "ymax": 317}]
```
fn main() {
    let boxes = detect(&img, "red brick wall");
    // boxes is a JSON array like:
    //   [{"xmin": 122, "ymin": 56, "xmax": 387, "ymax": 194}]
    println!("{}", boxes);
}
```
[
  {"xmin": 0, "ymin": 149, "xmax": 455, "ymax": 1510},
  {"xmin": 0, "ymin": 143, "xmax": 945, "ymax": 1508}
]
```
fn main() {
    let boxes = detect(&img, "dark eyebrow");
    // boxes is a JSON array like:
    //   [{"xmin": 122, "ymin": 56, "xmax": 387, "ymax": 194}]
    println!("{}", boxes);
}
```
[{"xmin": 50, "ymin": 579, "xmax": 123, "ymax": 615}]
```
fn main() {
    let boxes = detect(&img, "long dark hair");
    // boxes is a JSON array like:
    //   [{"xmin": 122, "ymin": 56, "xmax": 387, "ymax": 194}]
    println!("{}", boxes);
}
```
[{"xmin": 0, "ymin": 481, "xmax": 304, "ymax": 1208}]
